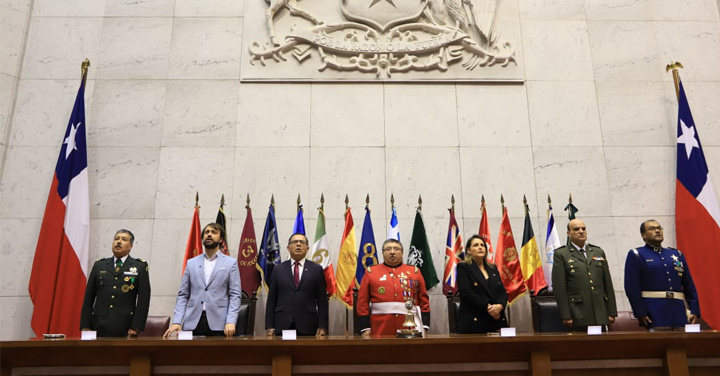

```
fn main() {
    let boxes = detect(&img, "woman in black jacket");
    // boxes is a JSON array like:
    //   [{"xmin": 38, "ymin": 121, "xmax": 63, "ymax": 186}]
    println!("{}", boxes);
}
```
[{"xmin": 456, "ymin": 235, "xmax": 508, "ymax": 334}]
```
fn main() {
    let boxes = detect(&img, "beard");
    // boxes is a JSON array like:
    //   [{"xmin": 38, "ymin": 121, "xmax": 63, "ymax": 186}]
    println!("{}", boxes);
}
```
[{"xmin": 204, "ymin": 239, "xmax": 220, "ymax": 250}]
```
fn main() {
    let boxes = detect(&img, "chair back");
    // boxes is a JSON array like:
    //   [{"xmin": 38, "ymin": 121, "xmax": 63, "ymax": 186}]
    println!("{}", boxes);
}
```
[
  {"xmin": 139, "ymin": 316, "xmax": 170, "ymax": 337},
  {"xmin": 530, "ymin": 288, "xmax": 568, "ymax": 333},
  {"xmin": 236, "ymin": 291, "xmax": 258, "ymax": 336}
]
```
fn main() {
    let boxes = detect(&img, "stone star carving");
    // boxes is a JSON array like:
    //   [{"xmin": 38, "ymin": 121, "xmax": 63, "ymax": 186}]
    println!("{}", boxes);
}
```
[
  {"xmin": 677, "ymin": 119, "xmax": 699, "ymax": 160},
  {"xmin": 63, "ymin": 122, "xmax": 81, "ymax": 159},
  {"xmin": 369, "ymin": 0, "xmax": 396, "ymax": 8}
]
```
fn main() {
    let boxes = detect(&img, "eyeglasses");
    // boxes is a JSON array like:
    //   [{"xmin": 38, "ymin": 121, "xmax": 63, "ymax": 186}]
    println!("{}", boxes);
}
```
[
  {"xmin": 382, "ymin": 246, "xmax": 402, "ymax": 252},
  {"xmin": 646, "ymin": 226, "xmax": 663, "ymax": 232},
  {"xmin": 289, "ymin": 240, "xmax": 308, "ymax": 245}
]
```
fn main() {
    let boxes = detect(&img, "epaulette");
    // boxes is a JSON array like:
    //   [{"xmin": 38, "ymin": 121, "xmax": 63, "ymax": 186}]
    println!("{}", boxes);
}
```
[
  {"xmin": 136, "ymin": 258, "xmax": 147, "ymax": 263},
  {"xmin": 668, "ymin": 247, "xmax": 681, "ymax": 256},
  {"xmin": 414, "ymin": 266, "xmax": 419, "ymax": 274},
  {"xmin": 631, "ymin": 248, "xmax": 639, "ymax": 256},
  {"xmin": 587, "ymin": 243, "xmax": 600, "ymax": 249}
]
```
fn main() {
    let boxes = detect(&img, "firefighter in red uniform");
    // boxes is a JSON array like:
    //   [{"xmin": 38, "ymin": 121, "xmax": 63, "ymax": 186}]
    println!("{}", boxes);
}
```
[{"xmin": 357, "ymin": 239, "xmax": 430, "ymax": 337}]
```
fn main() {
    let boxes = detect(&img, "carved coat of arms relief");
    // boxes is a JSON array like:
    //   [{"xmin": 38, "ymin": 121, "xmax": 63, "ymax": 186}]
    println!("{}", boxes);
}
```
[{"xmin": 242, "ymin": 0, "xmax": 523, "ymax": 81}]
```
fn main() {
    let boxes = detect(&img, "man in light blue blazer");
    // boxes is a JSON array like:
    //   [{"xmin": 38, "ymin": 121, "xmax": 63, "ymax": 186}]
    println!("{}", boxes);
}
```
[{"xmin": 164, "ymin": 223, "xmax": 242, "ymax": 338}]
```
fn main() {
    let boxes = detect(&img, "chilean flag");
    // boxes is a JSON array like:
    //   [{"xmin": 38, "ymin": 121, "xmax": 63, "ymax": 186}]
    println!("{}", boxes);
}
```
[
  {"xmin": 28, "ymin": 75, "xmax": 89, "ymax": 337},
  {"xmin": 675, "ymin": 79, "xmax": 720, "ymax": 330}
]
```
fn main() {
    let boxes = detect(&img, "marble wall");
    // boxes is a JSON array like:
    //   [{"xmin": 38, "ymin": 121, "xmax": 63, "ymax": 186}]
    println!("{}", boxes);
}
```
[{"xmin": 1, "ymin": 0, "xmax": 719, "ymax": 340}]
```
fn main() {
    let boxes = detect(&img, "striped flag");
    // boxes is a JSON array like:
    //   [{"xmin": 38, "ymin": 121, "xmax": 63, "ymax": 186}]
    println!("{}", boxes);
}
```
[
  {"xmin": 29, "ymin": 70, "xmax": 90, "ymax": 337},
  {"xmin": 311, "ymin": 208, "xmax": 336, "ymax": 298},
  {"xmin": 336, "ymin": 207, "xmax": 358, "ymax": 308},
  {"xmin": 442, "ymin": 209, "xmax": 463, "ymax": 295},
  {"xmin": 520, "ymin": 203, "xmax": 547, "ymax": 295},
  {"xmin": 215, "ymin": 198, "xmax": 229, "ymax": 255},
  {"xmin": 675, "ymin": 79, "xmax": 720, "ymax": 329}
]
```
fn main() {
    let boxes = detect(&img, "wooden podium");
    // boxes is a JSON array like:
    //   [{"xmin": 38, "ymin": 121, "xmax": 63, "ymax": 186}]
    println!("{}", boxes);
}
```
[{"xmin": 2, "ymin": 332, "xmax": 719, "ymax": 376}]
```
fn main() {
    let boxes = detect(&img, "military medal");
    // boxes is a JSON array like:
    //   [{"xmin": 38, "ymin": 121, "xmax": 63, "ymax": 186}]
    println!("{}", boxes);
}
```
[
  {"xmin": 130, "ymin": 266, "xmax": 137, "ymax": 274},
  {"xmin": 124, "ymin": 277, "xmax": 130, "ymax": 282},
  {"xmin": 121, "ymin": 284, "xmax": 130, "ymax": 293},
  {"xmin": 378, "ymin": 286, "xmax": 385, "ymax": 294}
]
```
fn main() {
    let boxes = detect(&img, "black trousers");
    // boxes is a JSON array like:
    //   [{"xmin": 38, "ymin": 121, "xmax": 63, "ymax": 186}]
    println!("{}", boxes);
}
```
[{"xmin": 193, "ymin": 312, "xmax": 225, "ymax": 337}]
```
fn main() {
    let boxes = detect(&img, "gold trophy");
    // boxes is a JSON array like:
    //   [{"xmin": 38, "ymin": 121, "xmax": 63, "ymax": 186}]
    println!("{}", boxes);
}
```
[{"xmin": 397, "ymin": 278, "xmax": 422, "ymax": 338}]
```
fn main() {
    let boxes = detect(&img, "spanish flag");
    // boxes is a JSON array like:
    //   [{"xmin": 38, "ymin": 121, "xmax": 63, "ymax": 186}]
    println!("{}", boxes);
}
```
[
  {"xmin": 520, "ymin": 199, "xmax": 547, "ymax": 295},
  {"xmin": 335, "ymin": 207, "xmax": 358, "ymax": 308}
]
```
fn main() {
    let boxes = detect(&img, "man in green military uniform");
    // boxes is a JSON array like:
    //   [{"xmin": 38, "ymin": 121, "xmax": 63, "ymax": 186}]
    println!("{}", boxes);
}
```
[
  {"xmin": 552, "ymin": 219, "xmax": 617, "ymax": 331},
  {"xmin": 80, "ymin": 229, "xmax": 151, "ymax": 337}
]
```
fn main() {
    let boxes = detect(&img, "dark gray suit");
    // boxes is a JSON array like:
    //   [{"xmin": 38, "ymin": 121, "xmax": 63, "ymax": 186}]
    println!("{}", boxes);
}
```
[{"xmin": 265, "ymin": 259, "xmax": 328, "ymax": 335}]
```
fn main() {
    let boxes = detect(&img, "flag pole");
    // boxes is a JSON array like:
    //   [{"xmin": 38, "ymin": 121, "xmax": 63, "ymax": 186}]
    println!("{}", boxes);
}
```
[
  {"xmin": 391, "ymin": 193, "xmax": 395, "ymax": 210},
  {"xmin": 451, "ymin": 194, "xmax": 455, "ymax": 213},
  {"xmin": 297, "ymin": 193, "xmax": 301, "ymax": 212},
  {"xmin": 319, "ymin": 193, "xmax": 324, "ymax": 213},
  {"xmin": 523, "ymin": 195, "xmax": 528, "ymax": 215},
  {"xmin": 195, "ymin": 192, "xmax": 200, "ymax": 209},
  {"xmin": 80, "ymin": 59, "xmax": 90, "ymax": 85},
  {"xmin": 417, "ymin": 194, "xmax": 422, "ymax": 211},
  {"xmin": 366, "ymin": 193, "xmax": 370, "ymax": 210},
  {"xmin": 344, "ymin": 194, "xmax": 349, "ymax": 337},
  {"xmin": 666, "ymin": 61, "xmax": 684, "ymax": 100},
  {"xmin": 500, "ymin": 194, "xmax": 505, "ymax": 215},
  {"xmin": 246, "ymin": 193, "xmax": 250, "ymax": 209}
]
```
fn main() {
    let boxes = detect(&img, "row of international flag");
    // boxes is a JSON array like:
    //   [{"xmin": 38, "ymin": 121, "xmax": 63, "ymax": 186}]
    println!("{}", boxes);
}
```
[
  {"xmin": 183, "ymin": 194, "xmax": 441, "ymax": 310},
  {"xmin": 27, "ymin": 62, "xmax": 720, "ymax": 339},
  {"xmin": 184, "ymin": 191, "xmax": 581, "ymax": 310}
]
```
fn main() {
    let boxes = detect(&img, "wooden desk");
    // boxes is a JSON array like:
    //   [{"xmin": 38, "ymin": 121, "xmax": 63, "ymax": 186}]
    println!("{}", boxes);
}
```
[{"xmin": 2, "ymin": 332, "xmax": 719, "ymax": 376}]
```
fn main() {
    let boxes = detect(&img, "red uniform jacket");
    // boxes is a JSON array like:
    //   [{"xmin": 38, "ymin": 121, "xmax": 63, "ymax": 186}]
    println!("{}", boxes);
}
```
[{"xmin": 356, "ymin": 263, "xmax": 430, "ymax": 336}]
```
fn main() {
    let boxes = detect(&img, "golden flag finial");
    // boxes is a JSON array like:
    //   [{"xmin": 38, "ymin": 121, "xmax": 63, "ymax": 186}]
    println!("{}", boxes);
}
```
[{"xmin": 666, "ymin": 61, "xmax": 684, "ymax": 101}]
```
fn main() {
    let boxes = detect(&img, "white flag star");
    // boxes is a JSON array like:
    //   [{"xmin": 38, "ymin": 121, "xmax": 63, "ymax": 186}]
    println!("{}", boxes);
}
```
[
  {"xmin": 63, "ymin": 122, "xmax": 80, "ymax": 159},
  {"xmin": 677, "ymin": 119, "xmax": 699, "ymax": 160}
]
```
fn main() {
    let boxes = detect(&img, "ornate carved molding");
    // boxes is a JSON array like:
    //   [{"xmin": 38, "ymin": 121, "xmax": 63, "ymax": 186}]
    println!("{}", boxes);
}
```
[{"xmin": 241, "ymin": 0, "xmax": 524, "ymax": 81}]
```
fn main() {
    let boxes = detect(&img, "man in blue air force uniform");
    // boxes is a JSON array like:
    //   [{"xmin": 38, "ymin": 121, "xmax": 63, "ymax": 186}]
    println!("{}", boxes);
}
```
[{"xmin": 624, "ymin": 220, "xmax": 700, "ymax": 330}]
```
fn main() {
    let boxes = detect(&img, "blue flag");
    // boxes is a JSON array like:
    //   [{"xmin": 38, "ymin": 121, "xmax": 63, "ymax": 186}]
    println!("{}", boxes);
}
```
[
  {"xmin": 356, "ymin": 207, "xmax": 378, "ymax": 284},
  {"xmin": 292, "ymin": 204, "xmax": 305, "ymax": 235},
  {"xmin": 388, "ymin": 207, "xmax": 400, "ymax": 241},
  {"xmin": 257, "ymin": 204, "xmax": 280, "ymax": 289}
]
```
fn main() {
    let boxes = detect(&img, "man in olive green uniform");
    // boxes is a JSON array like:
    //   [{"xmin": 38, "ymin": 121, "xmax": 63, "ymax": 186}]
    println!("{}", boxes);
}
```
[
  {"xmin": 80, "ymin": 229, "xmax": 151, "ymax": 337},
  {"xmin": 552, "ymin": 219, "xmax": 617, "ymax": 331}
]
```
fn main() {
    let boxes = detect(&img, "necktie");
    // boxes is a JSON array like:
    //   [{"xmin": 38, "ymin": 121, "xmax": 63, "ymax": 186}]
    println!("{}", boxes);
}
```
[
  {"xmin": 115, "ymin": 258, "xmax": 123, "ymax": 271},
  {"xmin": 294, "ymin": 261, "xmax": 300, "ymax": 287}
]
